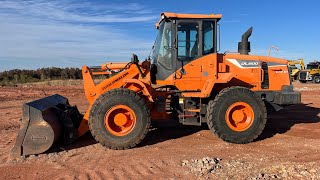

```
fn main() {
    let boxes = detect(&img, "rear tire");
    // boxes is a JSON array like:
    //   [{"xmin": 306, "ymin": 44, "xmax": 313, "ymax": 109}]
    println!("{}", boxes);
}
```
[
  {"xmin": 206, "ymin": 86, "xmax": 267, "ymax": 144},
  {"xmin": 89, "ymin": 88, "xmax": 150, "ymax": 149},
  {"xmin": 313, "ymin": 76, "xmax": 320, "ymax": 83}
]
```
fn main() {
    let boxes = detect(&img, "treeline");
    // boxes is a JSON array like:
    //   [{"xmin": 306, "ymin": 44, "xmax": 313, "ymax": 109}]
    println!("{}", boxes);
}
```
[{"xmin": 0, "ymin": 67, "xmax": 82, "ymax": 86}]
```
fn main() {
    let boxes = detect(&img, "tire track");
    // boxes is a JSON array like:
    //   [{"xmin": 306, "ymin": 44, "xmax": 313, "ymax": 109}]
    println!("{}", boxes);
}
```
[{"xmin": 47, "ymin": 152, "xmax": 173, "ymax": 179}]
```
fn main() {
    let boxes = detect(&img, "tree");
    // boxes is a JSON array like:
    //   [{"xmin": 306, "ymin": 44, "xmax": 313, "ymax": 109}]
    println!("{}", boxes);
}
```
[
  {"xmin": 61, "ymin": 68, "xmax": 70, "ymax": 79},
  {"xmin": 20, "ymin": 73, "xmax": 27, "ymax": 83},
  {"xmin": 14, "ymin": 74, "xmax": 19, "ymax": 83},
  {"xmin": 0, "ymin": 67, "xmax": 82, "ymax": 85},
  {"xmin": 3, "ymin": 76, "xmax": 9, "ymax": 85}
]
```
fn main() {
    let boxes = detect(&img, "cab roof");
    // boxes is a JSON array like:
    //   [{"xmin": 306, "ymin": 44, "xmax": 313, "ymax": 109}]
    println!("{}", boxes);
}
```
[
  {"xmin": 156, "ymin": 12, "xmax": 222, "ymax": 28},
  {"xmin": 162, "ymin": 12, "xmax": 222, "ymax": 19},
  {"xmin": 308, "ymin": 61, "xmax": 320, "ymax": 65}
]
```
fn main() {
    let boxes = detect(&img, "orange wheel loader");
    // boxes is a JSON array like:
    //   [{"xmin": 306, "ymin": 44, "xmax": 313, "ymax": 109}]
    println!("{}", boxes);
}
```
[{"xmin": 12, "ymin": 12, "xmax": 301, "ymax": 157}]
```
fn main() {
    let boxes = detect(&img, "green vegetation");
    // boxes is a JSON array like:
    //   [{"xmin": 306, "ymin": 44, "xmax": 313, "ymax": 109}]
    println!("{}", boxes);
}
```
[{"xmin": 0, "ymin": 67, "xmax": 82, "ymax": 86}]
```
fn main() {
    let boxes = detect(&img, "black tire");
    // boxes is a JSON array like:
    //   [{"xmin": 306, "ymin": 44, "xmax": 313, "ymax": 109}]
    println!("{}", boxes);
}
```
[
  {"xmin": 206, "ymin": 86, "xmax": 267, "ymax": 144},
  {"xmin": 299, "ymin": 80, "xmax": 307, "ymax": 83},
  {"xmin": 313, "ymin": 76, "xmax": 320, "ymax": 84},
  {"xmin": 89, "ymin": 88, "xmax": 150, "ymax": 149}
]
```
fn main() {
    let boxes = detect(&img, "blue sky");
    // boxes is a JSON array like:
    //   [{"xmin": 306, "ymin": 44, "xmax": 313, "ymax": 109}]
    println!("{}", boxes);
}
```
[{"xmin": 0, "ymin": 0, "xmax": 319, "ymax": 71}]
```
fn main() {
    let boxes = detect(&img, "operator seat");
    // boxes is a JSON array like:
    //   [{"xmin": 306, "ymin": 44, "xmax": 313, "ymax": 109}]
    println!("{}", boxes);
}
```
[{"xmin": 191, "ymin": 33, "xmax": 198, "ymax": 58}]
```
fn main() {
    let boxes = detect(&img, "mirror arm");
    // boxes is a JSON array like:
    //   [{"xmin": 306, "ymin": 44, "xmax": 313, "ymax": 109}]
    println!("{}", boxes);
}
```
[
  {"xmin": 180, "ymin": 59, "xmax": 186, "ymax": 75},
  {"xmin": 131, "ymin": 54, "xmax": 145, "ymax": 78}
]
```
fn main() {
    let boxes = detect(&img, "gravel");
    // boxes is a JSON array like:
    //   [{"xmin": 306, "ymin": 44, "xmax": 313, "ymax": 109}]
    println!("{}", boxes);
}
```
[
  {"xmin": 182, "ymin": 157, "xmax": 320, "ymax": 179},
  {"xmin": 181, "ymin": 157, "xmax": 222, "ymax": 176}
]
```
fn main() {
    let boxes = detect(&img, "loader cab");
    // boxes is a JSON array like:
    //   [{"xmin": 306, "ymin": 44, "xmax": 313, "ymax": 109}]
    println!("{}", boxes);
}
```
[
  {"xmin": 151, "ymin": 13, "xmax": 221, "ymax": 84},
  {"xmin": 306, "ymin": 63, "xmax": 320, "ymax": 70}
]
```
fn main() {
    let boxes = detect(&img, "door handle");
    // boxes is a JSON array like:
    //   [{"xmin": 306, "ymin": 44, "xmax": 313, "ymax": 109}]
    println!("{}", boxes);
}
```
[{"xmin": 261, "ymin": 69, "xmax": 264, "ymax": 82}]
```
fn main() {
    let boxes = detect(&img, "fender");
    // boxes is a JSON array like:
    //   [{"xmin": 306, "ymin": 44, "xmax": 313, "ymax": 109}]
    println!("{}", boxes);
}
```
[
  {"xmin": 123, "ymin": 79, "xmax": 154, "ymax": 102},
  {"xmin": 82, "ymin": 65, "xmax": 140, "ymax": 104}
]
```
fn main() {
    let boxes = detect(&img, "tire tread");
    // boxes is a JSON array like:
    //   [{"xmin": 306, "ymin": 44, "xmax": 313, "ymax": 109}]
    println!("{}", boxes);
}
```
[
  {"xmin": 88, "ymin": 88, "xmax": 151, "ymax": 149},
  {"xmin": 206, "ymin": 86, "xmax": 267, "ymax": 144}
]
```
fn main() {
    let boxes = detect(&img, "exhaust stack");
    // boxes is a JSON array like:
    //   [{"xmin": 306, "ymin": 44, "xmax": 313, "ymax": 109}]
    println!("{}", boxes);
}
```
[{"xmin": 238, "ymin": 27, "xmax": 253, "ymax": 55}]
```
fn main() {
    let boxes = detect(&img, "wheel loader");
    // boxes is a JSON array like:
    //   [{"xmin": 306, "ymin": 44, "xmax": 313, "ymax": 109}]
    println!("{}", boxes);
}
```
[
  {"xmin": 298, "ymin": 61, "xmax": 320, "ymax": 83},
  {"xmin": 12, "ymin": 12, "xmax": 301, "ymax": 157}
]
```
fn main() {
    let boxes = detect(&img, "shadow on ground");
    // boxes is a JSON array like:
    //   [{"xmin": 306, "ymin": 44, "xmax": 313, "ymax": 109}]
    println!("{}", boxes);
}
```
[
  {"xmin": 48, "ymin": 133, "xmax": 97, "ymax": 153},
  {"xmin": 48, "ymin": 103, "xmax": 320, "ymax": 154},
  {"xmin": 48, "ymin": 119, "xmax": 207, "ymax": 153},
  {"xmin": 140, "ymin": 119, "xmax": 207, "ymax": 147},
  {"xmin": 257, "ymin": 103, "xmax": 320, "ymax": 141}
]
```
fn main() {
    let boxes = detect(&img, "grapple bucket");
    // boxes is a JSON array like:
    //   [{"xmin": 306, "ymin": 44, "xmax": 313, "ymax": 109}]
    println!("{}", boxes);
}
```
[{"xmin": 11, "ymin": 94, "xmax": 83, "ymax": 157}]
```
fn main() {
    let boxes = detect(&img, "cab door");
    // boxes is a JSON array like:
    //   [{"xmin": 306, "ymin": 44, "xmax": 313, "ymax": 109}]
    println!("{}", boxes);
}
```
[
  {"xmin": 153, "ymin": 20, "xmax": 175, "ymax": 85},
  {"xmin": 173, "ymin": 20, "xmax": 202, "ymax": 91}
]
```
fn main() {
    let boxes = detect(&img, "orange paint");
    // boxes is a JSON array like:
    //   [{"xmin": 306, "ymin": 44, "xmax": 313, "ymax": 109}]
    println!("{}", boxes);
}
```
[
  {"xmin": 225, "ymin": 102, "xmax": 254, "ymax": 132},
  {"xmin": 76, "ymin": 12, "xmax": 294, "ymax": 137},
  {"xmin": 104, "ymin": 105, "xmax": 137, "ymax": 136}
]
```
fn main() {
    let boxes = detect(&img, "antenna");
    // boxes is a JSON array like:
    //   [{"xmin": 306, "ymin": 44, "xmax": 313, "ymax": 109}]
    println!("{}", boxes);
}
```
[{"xmin": 268, "ymin": 45, "xmax": 279, "ymax": 56}]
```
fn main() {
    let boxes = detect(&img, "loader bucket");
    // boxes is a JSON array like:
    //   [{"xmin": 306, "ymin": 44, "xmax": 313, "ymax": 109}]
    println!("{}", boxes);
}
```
[{"xmin": 11, "ymin": 94, "xmax": 83, "ymax": 157}]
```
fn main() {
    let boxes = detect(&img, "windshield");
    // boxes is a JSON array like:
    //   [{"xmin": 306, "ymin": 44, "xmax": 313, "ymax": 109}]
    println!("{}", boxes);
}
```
[
  {"xmin": 151, "ymin": 21, "xmax": 172, "ymax": 69},
  {"xmin": 307, "ymin": 65, "xmax": 319, "ymax": 69},
  {"xmin": 289, "ymin": 65, "xmax": 298, "ymax": 69}
]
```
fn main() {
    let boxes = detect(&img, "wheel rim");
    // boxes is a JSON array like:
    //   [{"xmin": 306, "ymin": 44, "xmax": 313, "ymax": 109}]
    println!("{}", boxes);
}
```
[
  {"xmin": 104, "ymin": 105, "xmax": 136, "ymax": 136},
  {"xmin": 225, "ymin": 102, "xmax": 254, "ymax": 132}
]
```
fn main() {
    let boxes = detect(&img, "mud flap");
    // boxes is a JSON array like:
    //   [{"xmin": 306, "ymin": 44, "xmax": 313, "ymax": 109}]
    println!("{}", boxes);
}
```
[{"xmin": 11, "ymin": 94, "xmax": 83, "ymax": 157}]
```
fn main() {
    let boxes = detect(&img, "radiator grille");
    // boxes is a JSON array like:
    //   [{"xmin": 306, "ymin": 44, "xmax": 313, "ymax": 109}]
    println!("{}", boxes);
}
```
[{"xmin": 299, "ymin": 72, "xmax": 307, "ymax": 80}]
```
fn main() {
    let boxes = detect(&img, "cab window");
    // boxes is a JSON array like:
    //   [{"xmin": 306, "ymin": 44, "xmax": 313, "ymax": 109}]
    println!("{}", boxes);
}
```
[
  {"xmin": 153, "ymin": 21, "xmax": 172, "ymax": 69},
  {"xmin": 203, "ymin": 21, "xmax": 215, "ymax": 55},
  {"xmin": 177, "ymin": 22, "xmax": 199, "ymax": 61}
]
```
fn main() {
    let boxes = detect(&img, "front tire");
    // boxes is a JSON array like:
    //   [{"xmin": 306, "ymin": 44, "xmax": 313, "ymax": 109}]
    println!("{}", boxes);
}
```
[
  {"xmin": 89, "ymin": 88, "xmax": 150, "ymax": 149},
  {"xmin": 313, "ymin": 76, "xmax": 320, "ymax": 83},
  {"xmin": 206, "ymin": 86, "xmax": 267, "ymax": 144}
]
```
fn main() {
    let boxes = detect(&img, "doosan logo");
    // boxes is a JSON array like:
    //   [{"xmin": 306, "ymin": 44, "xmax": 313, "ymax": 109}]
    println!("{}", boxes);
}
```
[{"xmin": 240, "ymin": 62, "xmax": 258, "ymax": 66}]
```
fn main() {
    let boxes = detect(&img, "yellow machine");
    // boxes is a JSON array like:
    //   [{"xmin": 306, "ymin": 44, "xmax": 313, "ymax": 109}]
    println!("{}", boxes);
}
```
[
  {"xmin": 299, "ymin": 61, "xmax": 320, "ymax": 83},
  {"xmin": 288, "ymin": 59, "xmax": 305, "ymax": 80}
]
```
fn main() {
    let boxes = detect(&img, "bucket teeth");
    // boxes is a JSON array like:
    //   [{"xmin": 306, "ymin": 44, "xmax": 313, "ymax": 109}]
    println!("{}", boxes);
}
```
[{"xmin": 11, "ymin": 94, "xmax": 83, "ymax": 157}]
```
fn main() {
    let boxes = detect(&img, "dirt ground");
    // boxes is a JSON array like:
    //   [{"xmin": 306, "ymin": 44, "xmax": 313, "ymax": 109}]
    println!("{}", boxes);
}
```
[{"xmin": 0, "ymin": 81, "xmax": 319, "ymax": 179}]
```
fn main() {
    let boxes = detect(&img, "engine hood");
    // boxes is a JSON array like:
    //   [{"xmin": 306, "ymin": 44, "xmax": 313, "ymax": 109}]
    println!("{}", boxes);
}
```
[{"xmin": 224, "ymin": 54, "xmax": 288, "ymax": 65}]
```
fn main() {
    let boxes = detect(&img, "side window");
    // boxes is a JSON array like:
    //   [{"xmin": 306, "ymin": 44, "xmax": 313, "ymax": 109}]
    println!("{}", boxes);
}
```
[
  {"xmin": 177, "ymin": 22, "xmax": 199, "ymax": 61},
  {"xmin": 203, "ymin": 21, "xmax": 215, "ymax": 55},
  {"xmin": 157, "ymin": 22, "xmax": 172, "ymax": 69}
]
